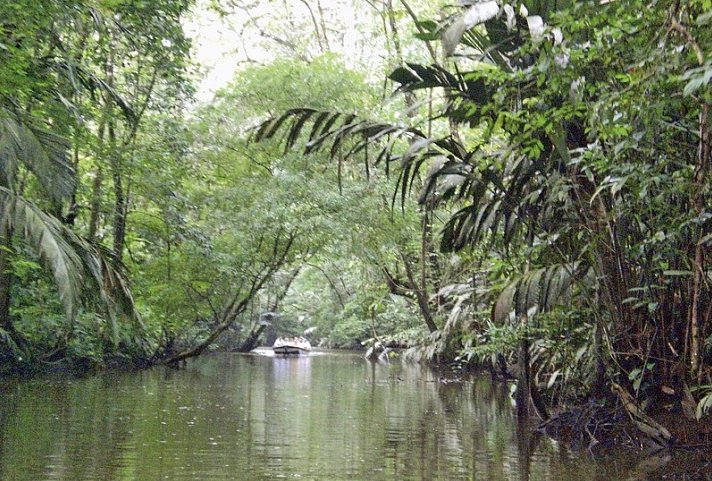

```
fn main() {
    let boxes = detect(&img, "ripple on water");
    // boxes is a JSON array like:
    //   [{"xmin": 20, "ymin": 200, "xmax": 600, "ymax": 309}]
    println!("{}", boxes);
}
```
[{"xmin": 1, "ymin": 352, "xmax": 699, "ymax": 481}]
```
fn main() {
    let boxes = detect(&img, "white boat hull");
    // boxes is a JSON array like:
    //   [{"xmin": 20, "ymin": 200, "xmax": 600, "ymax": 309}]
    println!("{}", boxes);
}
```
[{"xmin": 272, "ymin": 337, "xmax": 311, "ymax": 355}]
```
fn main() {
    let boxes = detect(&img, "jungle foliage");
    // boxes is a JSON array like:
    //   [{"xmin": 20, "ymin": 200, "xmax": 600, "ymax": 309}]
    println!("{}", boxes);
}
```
[
  {"xmin": 257, "ymin": 0, "xmax": 712, "ymax": 425},
  {"xmin": 1, "ymin": 0, "xmax": 712, "ymax": 435}
]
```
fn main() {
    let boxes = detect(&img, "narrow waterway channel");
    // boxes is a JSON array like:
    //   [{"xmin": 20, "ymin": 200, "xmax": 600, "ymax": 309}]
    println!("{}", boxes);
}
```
[{"xmin": 0, "ymin": 351, "xmax": 701, "ymax": 480}]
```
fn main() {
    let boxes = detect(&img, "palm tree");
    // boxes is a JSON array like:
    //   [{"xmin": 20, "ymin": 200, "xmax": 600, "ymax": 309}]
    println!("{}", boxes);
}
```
[
  {"xmin": 0, "ymin": 105, "xmax": 136, "ymax": 355},
  {"xmin": 255, "ymin": 3, "xmax": 577, "ymax": 315},
  {"xmin": 254, "ymin": 2, "xmax": 581, "ymax": 419},
  {"xmin": 256, "ymin": 1, "xmax": 712, "ymax": 431}
]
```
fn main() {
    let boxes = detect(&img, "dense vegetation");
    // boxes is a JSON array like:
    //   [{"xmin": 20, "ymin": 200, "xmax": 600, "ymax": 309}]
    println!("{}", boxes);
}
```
[{"xmin": 1, "ymin": 0, "xmax": 711, "ymax": 442}]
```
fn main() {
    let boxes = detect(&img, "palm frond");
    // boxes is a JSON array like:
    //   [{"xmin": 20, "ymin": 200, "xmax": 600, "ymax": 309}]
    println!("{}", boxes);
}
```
[
  {"xmin": 253, "ymin": 108, "xmax": 428, "ymax": 180},
  {"xmin": 1, "ymin": 188, "xmax": 139, "ymax": 340},
  {"xmin": 388, "ymin": 63, "xmax": 460, "ymax": 92},
  {"xmin": 70, "ymin": 238, "xmax": 141, "ymax": 342},
  {"xmin": 50, "ymin": 59, "xmax": 137, "ymax": 123},
  {"xmin": 492, "ymin": 262, "xmax": 588, "ymax": 324},
  {"xmin": 2, "ymin": 188, "xmax": 83, "ymax": 319},
  {"xmin": 0, "ymin": 107, "xmax": 74, "ymax": 201}
]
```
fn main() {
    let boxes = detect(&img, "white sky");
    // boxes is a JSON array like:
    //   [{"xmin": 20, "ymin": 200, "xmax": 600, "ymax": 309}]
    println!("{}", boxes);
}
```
[
  {"xmin": 183, "ymin": 1, "xmax": 387, "ymax": 103},
  {"xmin": 183, "ymin": 5, "xmax": 243, "ymax": 102}
]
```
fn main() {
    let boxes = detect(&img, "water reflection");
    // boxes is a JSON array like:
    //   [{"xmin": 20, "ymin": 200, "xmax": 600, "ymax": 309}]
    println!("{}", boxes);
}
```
[{"xmin": 0, "ymin": 353, "xmax": 707, "ymax": 480}]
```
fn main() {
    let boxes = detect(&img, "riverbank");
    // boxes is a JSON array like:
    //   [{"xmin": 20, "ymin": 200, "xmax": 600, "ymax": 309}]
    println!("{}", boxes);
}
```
[{"xmin": 456, "ymin": 359, "xmax": 712, "ymax": 455}]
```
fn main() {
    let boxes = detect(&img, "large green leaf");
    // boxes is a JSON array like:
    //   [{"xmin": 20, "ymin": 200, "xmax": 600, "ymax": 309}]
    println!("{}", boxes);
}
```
[
  {"xmin": 1, "ymin": 188, "xmax": 139, "ymax": 341},
  {"xmin": 492, "ymin": 262, "xmax": 589, "ymax": 324},
  {"xmin": 0, "ymin": 107, "xmax": 74, "ymax": 201}
]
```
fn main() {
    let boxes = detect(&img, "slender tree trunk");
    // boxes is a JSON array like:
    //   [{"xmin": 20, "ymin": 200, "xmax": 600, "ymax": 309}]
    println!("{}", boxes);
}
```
[
  {"xmin": 385, "ymin": 0, "xmax": 402, "ymax": 63},
  {"xmin": 62, "ymin": 138, "xmax": 81, "ymax": 226},
  {"xmin": 385, "ymin": 4, "xmax": 438, "ymax": 334},
  {"xmin": 401, "ymin": 252, "xmax": 438, "ymax": 333},
  {"xmin": 310, "ymin": 263, "xmax": 347, "ymax": 309},
  {"xmin": 398, "ymin": 0, "xmax": 438, "ymax": 64},
  {"xmin": 0, "ymin": 226, "xmax": 13, "ymax": 333},
  {"xmin": 385, "ymin": 0, "xmax": 415, "ymax": 106},
  {"xmin": 516, "ymin": 321, "xmax": 531, "ymax": 421},
  {"xmin": 103, "ymin": 39, "xmax": 127, "ymax": 262},
  {"xmin": 420, "ymin": 211, "xmax": 431, "ymax": 295},
  {"xmin": 689, "ymin": 101, "xmax": 709, "ymax": 378},
  {"xmin": 315, "ymin": 0, "xmax": 331, "ymax": 51},
  {"xmin": 669, "ymin": 16, "xmax": 709, "ymax": 378},
  {"xmin": 108, "ymin": 115, "xmax": 129, "ymax": 261},
  {"xmin": 88, "ymin": 114, "xmax": 107, "ymax": 242},
  {"xmin": 570, "ymin": 172, "xmax": 634, "ymax": 360},
  {"xmin": 297, "ymin": 0, "xmax": 327, "ymax": 53},
  {"xmin": 88, "ymin": 167, "xmax": 103, "ymax": 241},
  {"xmin": 593, "ymin": 321, "xmax": 607, "ymax": 396},
  {"xmin": 110, "ymin": 147, "xmax": 127, "ymax": 260},
  {"xmin": 0, "ymin": 224, "xmax": 23, "ymax": 351}
]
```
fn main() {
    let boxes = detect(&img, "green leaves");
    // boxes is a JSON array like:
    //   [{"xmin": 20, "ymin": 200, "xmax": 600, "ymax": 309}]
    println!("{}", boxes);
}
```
[
  {"xmin": 0, "ymin": 108, "xmax": 74, "ymax": 201},
  {"xmin": 492, "ymin": 263, "xmax": 583, "ymax": 323},
  {"xmin": 1, "ymin": 188, "xmax": 137, "ymax": 337},
  {"xmin": 681, "ymin": 61, "xmax": 712, "ymax": 96}
]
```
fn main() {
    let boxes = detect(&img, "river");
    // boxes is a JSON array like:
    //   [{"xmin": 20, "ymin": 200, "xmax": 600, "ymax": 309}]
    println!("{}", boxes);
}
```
[{"xmin": 0, "ymin": 350, "xmax": 703, "ymax": 480}]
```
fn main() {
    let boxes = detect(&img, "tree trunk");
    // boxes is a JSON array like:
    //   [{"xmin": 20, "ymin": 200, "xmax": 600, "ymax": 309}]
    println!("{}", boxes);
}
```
[
  {"xmin": 161, "ymin": 232, "xmax": 297, "ymax": 365},
  {"xmin": 87, "ymin": 112, "xmax": 108, "ymax": 242},
  {"xmin": 236, "ymin": 324, "xmax": 266, "ymax": 353},
  {"xmin": 516, "ymin": 327, "xmax": 531, "ymax": 422},
  {"xmin": 166, "ymin": 314, "xmax": 240, "ymax": 364},
  {"xmin": 111, "ymin": 162, "xmax": 127, "ymax": 261},
  {"xmin": 0, "ymin": 227, "xmax": 14, "ymax": 333},
  {"xmin": 689, "ymin": 101, "xmax": 709, "ymax": 378},
  {"xmin": 102, "ymin": 39, "xmax": 127, "ymax": 262},
  {"xmin": 63, "ymin": 140, "xmax": 81, "ymax": 226},
  {"xmin": 108, "ymin": 120, "xmax": 127, "ymax": 261},
  {"xmin": 401, "ymin": 252, "xmax": 438, "ymax": 333},
  {"xmin": 88, "ymin": 166, "xmax": 103, "ymax": 241},
  {"xmin": 0, "ymin": 224, "xmax": 23, "ymax": 352},
  {"xmin": 593, "ymin": 321, "xmax": 607, "ymax": 396},
  {"xmin": 233, "ymin": 266, "xmax": 302, "ymax": 353}
]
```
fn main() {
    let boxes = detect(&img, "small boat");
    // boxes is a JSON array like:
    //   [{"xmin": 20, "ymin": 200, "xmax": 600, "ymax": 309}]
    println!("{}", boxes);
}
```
[{"xmin": 272, "ymin": 336, "xmax": 311, "ymax": 355}]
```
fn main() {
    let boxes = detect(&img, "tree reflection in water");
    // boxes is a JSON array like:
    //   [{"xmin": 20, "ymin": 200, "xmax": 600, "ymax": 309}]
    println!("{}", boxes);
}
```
[{"xmin": 0, "ymin": 353, "xmax": 707, "ymax": 481}]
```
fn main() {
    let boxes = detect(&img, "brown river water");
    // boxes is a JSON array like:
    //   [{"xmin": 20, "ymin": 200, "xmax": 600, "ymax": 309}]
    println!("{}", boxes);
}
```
[{"xmin": 0, "ymin": 350, "xmax": 708, "ymax": 480}]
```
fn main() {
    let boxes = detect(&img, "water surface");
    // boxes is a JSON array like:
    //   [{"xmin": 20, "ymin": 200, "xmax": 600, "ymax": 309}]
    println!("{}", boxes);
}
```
[{"xmin": 0, "ymin": 351, "xmax": 699, "ymax": 480}]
